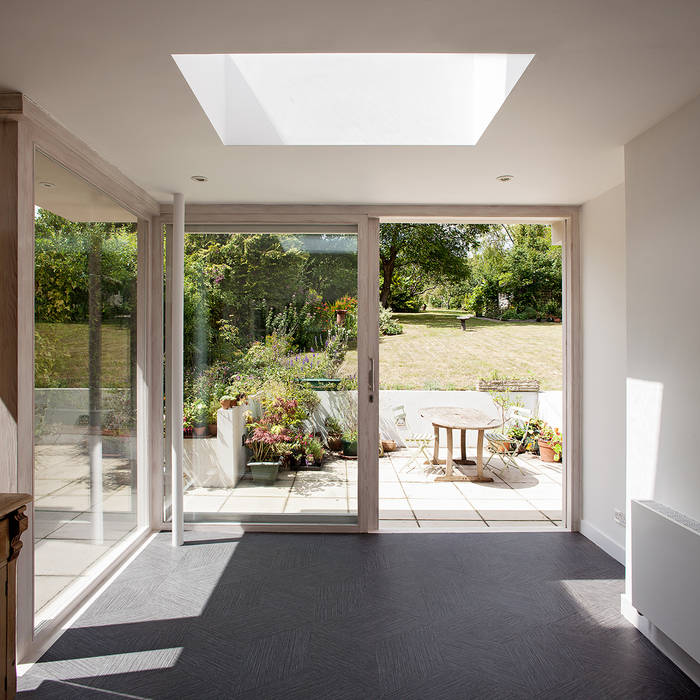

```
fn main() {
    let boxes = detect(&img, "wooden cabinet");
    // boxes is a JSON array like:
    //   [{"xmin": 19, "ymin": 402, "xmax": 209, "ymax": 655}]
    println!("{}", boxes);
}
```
[{"xmin": 0, "ymin": 495, "xmax": 30, "ymax": 700}]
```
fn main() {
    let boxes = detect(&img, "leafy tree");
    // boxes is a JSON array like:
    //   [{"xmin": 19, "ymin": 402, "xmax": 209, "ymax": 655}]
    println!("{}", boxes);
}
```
[
  {"xmin": 379, "ymin": 223, "xmax": 487, "ymax": 308},
  {"xmin": 34, "ymin": 209, "xmax": 136, "ymax": 323}
]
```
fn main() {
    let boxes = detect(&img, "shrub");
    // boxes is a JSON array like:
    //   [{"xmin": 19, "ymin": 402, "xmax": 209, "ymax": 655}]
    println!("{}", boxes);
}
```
[{"xmin": 379, "ymin": 304, "xmax": 403, "ymax": 335}]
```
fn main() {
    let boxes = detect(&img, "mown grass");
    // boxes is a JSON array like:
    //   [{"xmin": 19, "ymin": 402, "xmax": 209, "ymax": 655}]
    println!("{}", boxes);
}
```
[
  {"xmin": 36, "ymin": 321, "xmax": 133, "ymax": 388},
  {"xmin": 341, "ymin": 310, "xmax": 562, "ymax": 390},
  {"xmin": 37, "ymin": 310, "xmax": 562, "ymax": 391}
]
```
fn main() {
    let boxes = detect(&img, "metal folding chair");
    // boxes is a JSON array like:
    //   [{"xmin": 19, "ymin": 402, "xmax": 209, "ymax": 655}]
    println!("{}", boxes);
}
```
[
  {"xmin": 484, "ymin": 407, "xmax": 533, "ymax": 477},
  {"xmin": 392, "ymin": 405, "xmax": 436, "ymax": 473}
]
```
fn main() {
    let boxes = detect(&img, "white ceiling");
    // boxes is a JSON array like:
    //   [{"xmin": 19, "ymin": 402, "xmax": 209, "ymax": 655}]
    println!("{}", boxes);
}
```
[{"xmin": 2, "ymin": 0, "xmax": 700, "ymax": 206}]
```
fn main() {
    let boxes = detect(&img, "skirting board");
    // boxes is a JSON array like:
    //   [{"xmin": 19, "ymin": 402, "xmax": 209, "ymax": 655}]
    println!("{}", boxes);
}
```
[
  {"xmin": 580, "ymin": 519, "xmax": 625, "ymax": 564},
  {"xmin": 621, "ymin": 594, "xmax": 700, "ymax": 687}
]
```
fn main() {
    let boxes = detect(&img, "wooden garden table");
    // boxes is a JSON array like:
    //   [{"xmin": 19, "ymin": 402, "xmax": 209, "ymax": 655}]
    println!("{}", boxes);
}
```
[{"xmin": 419, "ymin": 407, "xmax": 501, "ymax": 482}]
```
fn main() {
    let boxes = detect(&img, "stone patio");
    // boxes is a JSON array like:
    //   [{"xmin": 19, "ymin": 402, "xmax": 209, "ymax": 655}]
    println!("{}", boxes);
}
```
[
  {"xmin": 31, "ymin": 442, "xmax": 562, "ymax": 616},
  {"xmin": 182, "ymin": 446, "xmax": 563, "ymax": 530},
  {"xmin": 33, "ymin": 443, "xmax": 137, "ymax": 616}
]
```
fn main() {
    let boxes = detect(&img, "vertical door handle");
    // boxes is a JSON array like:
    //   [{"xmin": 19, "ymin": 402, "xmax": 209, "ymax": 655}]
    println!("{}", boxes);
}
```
[{"xmin": 368, "ymin": 357, "xmax": 375, "ymax": 402}]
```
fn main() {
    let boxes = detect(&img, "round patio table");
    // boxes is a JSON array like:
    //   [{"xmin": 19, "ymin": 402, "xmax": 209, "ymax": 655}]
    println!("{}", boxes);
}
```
[{"xmin": 419, "ymin": 407, "xmax": 501, "ymax": 482}]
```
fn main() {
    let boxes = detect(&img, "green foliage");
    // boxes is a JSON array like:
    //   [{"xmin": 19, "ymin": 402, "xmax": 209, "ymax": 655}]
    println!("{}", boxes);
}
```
[
  {"xmin": 265, "ymin": 292, "xmax": 325, "ymax": 351},
  {"xmin": 379, "ymin": 304, "xmax": 403, "ymax": 335},
  {"xmin": 379, "ymin": 223, "xmax": 487, "ymax": 308},
  {"xmin": 34, "ymin": 209, "xmax": 136, "ymax": 323},
  {"xmin": 324, "ymin": 416, "xmax": 343, "ymax": 437},
  {"xmin": 388, "ymin": 273, "xmax": 423, "ymax": 311},
  {"xmin": 185, "ymin": 399, "xmax": 208, "ymax": 427}
]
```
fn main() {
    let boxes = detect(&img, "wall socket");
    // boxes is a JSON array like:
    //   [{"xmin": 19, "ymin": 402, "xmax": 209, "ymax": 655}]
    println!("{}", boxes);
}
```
[{"xmin": 614, "ymin": 509, "xmax": 626, "ymax": 527}]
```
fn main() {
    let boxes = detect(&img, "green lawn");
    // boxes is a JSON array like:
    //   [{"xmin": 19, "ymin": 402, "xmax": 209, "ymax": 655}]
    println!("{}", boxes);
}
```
[
  {"xmin": 36, "ymin": 321, "xmax": 133, "ymax": 388},
  {"xmin": 341, "ymin": 310, "xmax": 562, "ymax": 391},
  {"xmin": 37, "ymin": 310, "xmax": 562, "ymax": 391}
]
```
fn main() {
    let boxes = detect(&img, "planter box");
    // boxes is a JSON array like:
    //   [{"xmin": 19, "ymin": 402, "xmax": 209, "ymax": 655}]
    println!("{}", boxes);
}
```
[
  {"xmin": 341, "ymin": 438, "xmax": 358, "ymax": 456},
  {"xmin": 478, "ymin": 378, "xmax": 540, "ymax": 392},
  {"xmin": 248, "ymin": 461, "xmax": 280, "ymax": 484}
]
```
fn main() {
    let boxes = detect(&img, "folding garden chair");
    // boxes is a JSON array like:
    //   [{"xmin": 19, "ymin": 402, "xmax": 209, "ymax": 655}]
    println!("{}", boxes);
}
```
[
  {"xmin": 484, "ymin": 407, "xmax": 533, "ymax": 477},
  {"xmin": 392, "ymin": 405, "xmax": 436, "ymax": 473}
]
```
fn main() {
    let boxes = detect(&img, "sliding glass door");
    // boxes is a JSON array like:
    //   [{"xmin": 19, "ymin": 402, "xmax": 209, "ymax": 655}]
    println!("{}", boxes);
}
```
[
  {"xmin": 165, "ymin": 223, "xmax": 375, "ymax": 526},
  {"xmin": 33, "ymin": 151, "xmax": 142, "ymax": 623}
]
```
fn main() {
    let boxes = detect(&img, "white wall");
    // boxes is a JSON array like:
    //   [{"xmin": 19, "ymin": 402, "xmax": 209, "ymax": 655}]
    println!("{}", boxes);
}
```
[
  {"xmin": 623, "ymin": 93, "xmax": 700, "ymax": 676},
  {"xmin": 579, "ymin": 184, "xmax": 627, "ymax": 562},
  {"xmin": 625, "ymin": 93, "xmax": 700, "ymax": 526}
]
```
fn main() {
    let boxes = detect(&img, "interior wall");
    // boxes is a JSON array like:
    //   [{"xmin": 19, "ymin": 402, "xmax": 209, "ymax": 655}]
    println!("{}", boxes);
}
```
[
  {"xmin": 623, "ymin": 93, "xmax": 700, "ymax": 674},
  {"xmin": 625, "ymin": 93, "xmax": 700, "ymax": 527},
  {"xmin": 579, "ymin": 183, "xmax": 626, "ymax": 562}
]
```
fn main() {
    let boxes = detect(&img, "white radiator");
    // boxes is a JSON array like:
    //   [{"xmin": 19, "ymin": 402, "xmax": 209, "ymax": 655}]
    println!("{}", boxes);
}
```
[{"xmin": 631, "ymin": 499, "xmax": 700, "ymax": 662}]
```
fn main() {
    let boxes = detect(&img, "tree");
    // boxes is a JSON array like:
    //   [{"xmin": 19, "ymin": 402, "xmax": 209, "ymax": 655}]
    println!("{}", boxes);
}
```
[{"xmin": 379, "ymin": 223, "xmax": 487, "ymax": 307}]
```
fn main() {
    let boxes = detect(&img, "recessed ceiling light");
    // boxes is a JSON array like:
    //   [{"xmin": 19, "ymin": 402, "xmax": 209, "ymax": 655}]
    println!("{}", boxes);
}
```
[
  {"xmin": 496, "ymin": 174, "xmax": 514, "ymax": 182},
  {"xmin": 190, "ymin": 175, "xmax": 208, "ymax": 182},
  {"xmin": 39, "ymin": 181, "xmax": 56, "ymax": 189}
]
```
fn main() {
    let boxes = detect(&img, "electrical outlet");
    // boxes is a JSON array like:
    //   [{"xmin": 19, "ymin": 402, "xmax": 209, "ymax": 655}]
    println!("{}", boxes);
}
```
[{"xmin": 614, "ymin": 509, "xmax": 626, "ymax": 527}]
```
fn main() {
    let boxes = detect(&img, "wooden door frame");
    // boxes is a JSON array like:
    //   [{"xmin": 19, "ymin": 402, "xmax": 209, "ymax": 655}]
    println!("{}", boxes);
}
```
[
  {"xmin": 160, "ymin": 204, "xmax": 580, "ymax": 533},
  {"xmin": 158, "ymin": 211, "xmax": 380, "ymax": 534},
  {"xmin": 0, "ymin": 93, "xmax": 160, "ymax": 662}
]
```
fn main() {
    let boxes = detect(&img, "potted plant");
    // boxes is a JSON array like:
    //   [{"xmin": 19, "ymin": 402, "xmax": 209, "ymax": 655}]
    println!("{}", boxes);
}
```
[
  {"xmin": 189, "ymin": 399, "xmax": 209, "ymax": 437},
  {"xmin": 325, "ymin": 416, "xmax": 343, "ymax": 451},
  {"xmin": 335, "ymin": 308, "xmax": 348, "ymax": 325},
  {"xmin": 506, "ymin": 423, "xmax": 525, "ymax": 452},
  {"xmin": 226, "ymin": 375, "xmax": 252, "ymax": 406},
  {"xmin": 305, "ymin": 437, "xmax": 324, "ymax": 469},
  {"xmin": 219, "ymin": 394, "xmax": 234, "ymax": 410},
  {"xmin": 340, "ymin": 429, "xmax": 358, "ymax": 457},
  {"xmin": 245, "ymin": 419, "xmax": 291, "ymax": 483},
  {"xmin": 207, "ymin": 399, "xmax": 219, "ymax": 437},
  {"xmin": 538, "ymin": 424, "xmax": 563, "ymax": 462}
]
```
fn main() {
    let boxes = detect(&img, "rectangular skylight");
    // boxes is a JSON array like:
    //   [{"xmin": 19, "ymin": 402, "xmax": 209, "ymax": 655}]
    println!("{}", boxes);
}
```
[{"xmin": 173, "ymin": 53, "xmax": 533, "ymax": 146}]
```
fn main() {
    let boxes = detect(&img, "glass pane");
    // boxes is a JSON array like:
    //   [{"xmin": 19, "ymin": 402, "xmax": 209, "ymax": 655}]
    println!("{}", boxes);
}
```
[
  {"xmin": 377, "ymin": 222, "xmax": 563, "ymax": 529},
  {"xmin": 179, "ymin": 230, "xmax": 358, "ymax": 523},
  {"xmin": 33, "ymin": 150, "xmax": 139, "ymax": 621}
]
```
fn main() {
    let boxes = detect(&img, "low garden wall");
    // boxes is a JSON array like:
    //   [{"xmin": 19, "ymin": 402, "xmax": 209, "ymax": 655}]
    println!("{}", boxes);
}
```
[{"xmin": 310, "ymin": 389, "xmax": 563, "ymax": 448}]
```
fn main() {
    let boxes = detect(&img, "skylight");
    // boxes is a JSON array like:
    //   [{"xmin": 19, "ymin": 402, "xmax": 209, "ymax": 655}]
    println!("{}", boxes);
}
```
[{"xmin": 173, "ymin": 53, "xmax": 533, "ymax": 146}]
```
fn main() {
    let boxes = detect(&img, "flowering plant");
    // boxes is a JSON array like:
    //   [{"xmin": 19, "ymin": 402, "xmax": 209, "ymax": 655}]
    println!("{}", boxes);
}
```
[
  {"xmin": 245, "ymin": 418, "xmax": 292, "ymax": 462},
  {"xmin": 539, "ymin": 423, "xmax": 563, "ymax": 460}
]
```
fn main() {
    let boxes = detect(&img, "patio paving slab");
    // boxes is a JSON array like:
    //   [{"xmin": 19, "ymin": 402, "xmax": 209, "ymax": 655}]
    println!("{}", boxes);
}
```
[
  {"xmin": 218, "ymin": 496, "xmax": 287, "ymax": 514},
  {"xmin": 183, "ymin": 494, "xmax": 228, "ymax": 512},
  {"xmin": 35, "ymin": 539, "xmax": 111, "ymax": 577},
  {"xmin": 378, "ymin": 483, "xmax": 406, "ymax": 499},
  {"xmin": 285, "ymin": 497, "xmax": 348, "ymax": 515},
  {"xmin": 232, "ymin": 482, "xmax": 295, "ymax": 497},
  {"xmin": 34, "ymin": 575, "xmax": 79, "ymax": 612},
  {"xmin": 401, "ymin": 482, "xmax": 462, "ymax": 499},
  {"xmin": 377, "ymin": 499, "xmax": 414, "ymax": 520},
  {"xmin": 408, "ymin": 499, "xmax": 482, "ymax": 521},
  {"xmin": 379, "ymin": 519, "xmax": 421, "ymax": 530}
]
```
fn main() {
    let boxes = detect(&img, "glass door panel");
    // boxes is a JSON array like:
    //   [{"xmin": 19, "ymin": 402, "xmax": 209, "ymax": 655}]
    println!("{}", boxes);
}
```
[
  {"xmin": 174, "ymin": 228, "xmax": 359, "ymax": 523},
  {"xmin": 33, "ymin": 150, "xmax": 140, "ymax": 621}
]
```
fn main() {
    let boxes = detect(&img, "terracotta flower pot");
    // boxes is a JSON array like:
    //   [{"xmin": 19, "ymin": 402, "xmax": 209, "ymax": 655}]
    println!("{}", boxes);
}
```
[
  {"xmin": 381, "ymin": 440, "xmax": 397, "ymax": 452},
  {"xmin": 538, "ymin": 439, "xmax": 555, "ymax": 462},
  {"xmin": 327, "ymin": 436, "xmax": 342, "ymax": 451},
  {"xmin": 208, "ymin": 423, "xmax": 217, "ymax": 437},
  {"xmin": 193, "ymin": 425, "xmax": 207, "ymax": 438},
  {"xmin": 220, "ymin": 398, "xmax": 232, "ymax": 410},
  {"xmin": 335, "ymin": 309, "xmax": 348, "ymax": 326}
]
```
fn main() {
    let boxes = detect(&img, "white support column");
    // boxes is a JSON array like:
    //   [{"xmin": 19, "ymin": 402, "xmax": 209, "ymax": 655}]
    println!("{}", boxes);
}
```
[{"xmin": 171, "ymin": 194, "xmax": 185, "ymax": 545}]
